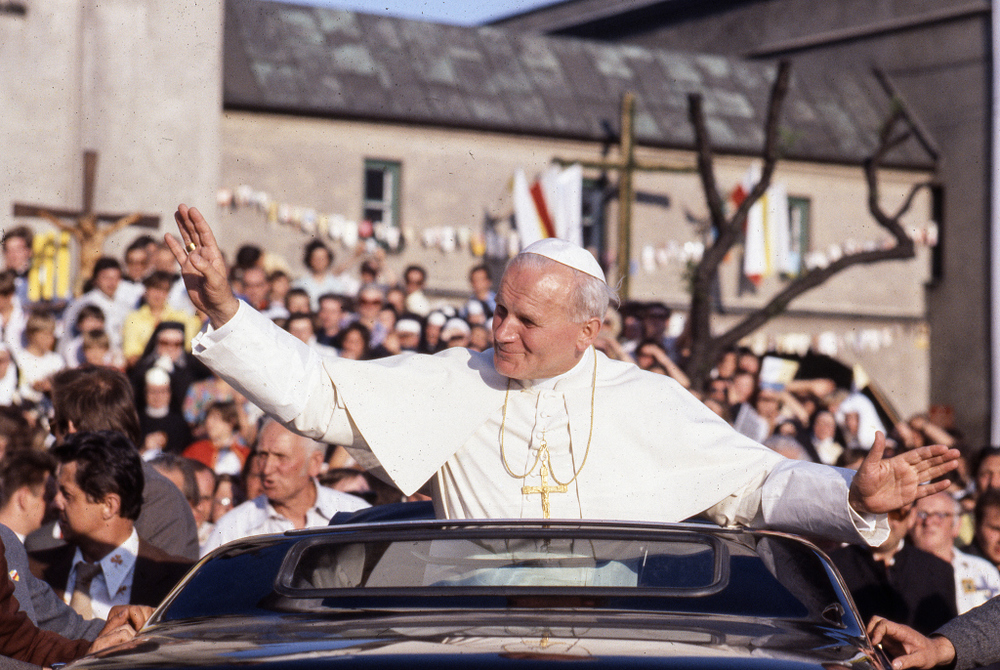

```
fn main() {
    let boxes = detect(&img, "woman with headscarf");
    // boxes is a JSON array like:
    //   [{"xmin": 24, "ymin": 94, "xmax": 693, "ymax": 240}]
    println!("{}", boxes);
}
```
[{"xmin": 129, "ymin": 321, "xmax": 209, "ymax": 415}]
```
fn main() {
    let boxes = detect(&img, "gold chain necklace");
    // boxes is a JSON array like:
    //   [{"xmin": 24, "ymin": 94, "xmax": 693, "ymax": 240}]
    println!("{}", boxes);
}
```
[{"xmin": 498, "ymin": 347, "xmax": 597, "ymax": 488}]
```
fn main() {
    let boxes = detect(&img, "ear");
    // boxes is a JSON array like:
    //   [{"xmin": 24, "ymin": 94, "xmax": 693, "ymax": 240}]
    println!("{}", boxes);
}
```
[
  {"xmin": 14, "ymin": 487, "xmax": 30, "ymax": 512},
  {"xmin": 66, "ymin": 420, "xmax": 77, "ymax": 434},
  {"xmin": 307, "ymin": 450, "xmax": 324, "ymax": 479},
  {"xmin": 576, "ymin": 316, "xmax": 602, "ymax": 352},
  {"xmin": 102, "ymin": 493, "xmax": 122, "ymax": 520}
]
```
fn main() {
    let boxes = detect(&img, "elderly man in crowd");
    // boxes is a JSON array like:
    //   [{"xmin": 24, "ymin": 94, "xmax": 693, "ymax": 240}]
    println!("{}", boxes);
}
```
[
  {"xmin": 170, "ymin": 204, "xmax": 958, "ymax": 544},
  {"xmin": 909, "ymin": 491, "xmax": 1000, "ymax": 614},
  {"xmin": 201, "ymin": 420, "xmax": 369, "ymax": 556},
  {"xmin": 832, "ymin": 503, "xmax": 956, "ymax": 635}
]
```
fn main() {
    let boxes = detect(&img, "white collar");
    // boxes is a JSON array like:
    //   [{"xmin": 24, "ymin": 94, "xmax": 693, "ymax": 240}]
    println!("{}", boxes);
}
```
[
  {"xmin": 516, "ymin": 346, "xmax": 594, "ymax": 392},
  {"xmin": 72, "ymin": 528, "xmax": 139, "ymax": 598},
  {"xmin": 263, "ymin": 479, "xmax": 323, "ymax": 522}
]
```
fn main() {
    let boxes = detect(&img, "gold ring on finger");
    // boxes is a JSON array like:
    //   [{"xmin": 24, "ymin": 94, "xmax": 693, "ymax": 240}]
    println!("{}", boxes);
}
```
[{"xmin": 185, "ymin": 242, "xmax": 197, "ymax": 254}]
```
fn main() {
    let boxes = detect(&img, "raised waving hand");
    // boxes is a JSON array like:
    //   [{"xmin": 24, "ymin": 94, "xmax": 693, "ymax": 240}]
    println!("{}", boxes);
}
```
[{"xmin": 166, "ymin": 204, "xmax": 240, "ymax": 328}]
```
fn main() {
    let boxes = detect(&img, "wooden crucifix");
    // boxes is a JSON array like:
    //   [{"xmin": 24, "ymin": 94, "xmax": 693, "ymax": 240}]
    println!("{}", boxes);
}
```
[
  {"xmin": 12, "ymin": 150, "xmax": 160, "ymax": 296},
  {"xmin": 554, "ymin": 92, "xmax": 694, "ymax": 297}
]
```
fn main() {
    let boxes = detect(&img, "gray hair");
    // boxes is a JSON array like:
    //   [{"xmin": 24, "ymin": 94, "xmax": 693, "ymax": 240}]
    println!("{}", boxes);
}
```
[
  {"xmin": 920, "ymin": 490, "xmax": 961, "ymax": 515},
  {"xmin": 503, "ymin": 252, "xmax": 618, "ymax": 322},
  {"xmin": 259, "ymin": 418, "xmax": 328, "ymax": 455}
]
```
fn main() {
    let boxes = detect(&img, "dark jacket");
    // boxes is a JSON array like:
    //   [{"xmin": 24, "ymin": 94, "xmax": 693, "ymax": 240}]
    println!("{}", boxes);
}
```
[
  {"xmin": 29, "ymin": 536, "xmax": 193, "ymax": 610},
  {"xmin": 831, "ymin": 541, "xmax": 957, "ymax": 635}
]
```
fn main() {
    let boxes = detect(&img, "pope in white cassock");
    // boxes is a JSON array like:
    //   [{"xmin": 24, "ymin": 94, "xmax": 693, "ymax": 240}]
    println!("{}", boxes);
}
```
[{"xmin": 169, "ymin": 204, "xmax": 958, "ymax": 547}]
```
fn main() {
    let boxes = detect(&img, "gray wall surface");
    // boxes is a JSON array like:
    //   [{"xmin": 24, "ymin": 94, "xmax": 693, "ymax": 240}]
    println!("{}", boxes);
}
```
[{"xmin": 1, "ymin": 0, "xmax": 224, "ymax": 262}]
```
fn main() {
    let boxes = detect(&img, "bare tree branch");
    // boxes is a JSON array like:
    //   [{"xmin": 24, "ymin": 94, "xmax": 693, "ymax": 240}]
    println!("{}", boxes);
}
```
[
  {"xmin": 709, "ymin": 245, "xmax": 917, "ymax": 353},
  {"xmin": 893, "ymin": 180, "xmax": 935, "ymax": 223},
  {"xmin": 686, "ymin": 60, "xmax": 792, "ymax": 384},
  {"xmin": 682, "ymin": 62, "xmax": 930, "ymax": 390}
]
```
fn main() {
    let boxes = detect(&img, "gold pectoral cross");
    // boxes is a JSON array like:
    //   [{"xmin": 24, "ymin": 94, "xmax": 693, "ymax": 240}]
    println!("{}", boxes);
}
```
[{"xmin": 522, "ymin": 441, "xmax": 567, "ymax": 519}]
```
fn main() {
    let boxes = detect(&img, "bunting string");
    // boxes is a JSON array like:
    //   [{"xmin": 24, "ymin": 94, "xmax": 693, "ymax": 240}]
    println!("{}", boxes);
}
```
[
  {"xmin": 219, "ymin": 184, "xmax": 937, "ymax": 269},
  {"xmin": 740, "ymin": 322, "xmax": 929, "ymax": 358},
  {"xmin": 218, "ymin": 186, "xmax": 482, "ymax": 256},
  {"xmin": 638, "ymin": 222, "xmax": 937, "ymax": 275}
]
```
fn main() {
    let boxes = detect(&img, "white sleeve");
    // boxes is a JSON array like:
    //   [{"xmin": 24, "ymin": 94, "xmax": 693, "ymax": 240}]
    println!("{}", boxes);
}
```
[
  {"xmin": 702, "ymin": 459, "xmax": 889, "ymax": 546},
  {"xmin": 191, "ymin": 301, "xmax": 356, "ymax": 446}
]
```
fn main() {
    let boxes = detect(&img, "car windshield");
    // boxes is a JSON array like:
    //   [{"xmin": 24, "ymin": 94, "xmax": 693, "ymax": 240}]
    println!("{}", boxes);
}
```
[
  {"xmin": 283, "ymin": 534, "xmax": 726, "ymax": 592},
  {"xmin": 158, "ymin": 524, "xmax": 846, "ymax": 625}
]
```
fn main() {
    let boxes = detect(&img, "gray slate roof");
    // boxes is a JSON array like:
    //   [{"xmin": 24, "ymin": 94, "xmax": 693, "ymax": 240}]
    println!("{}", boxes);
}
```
[{"xmin": 223, "ymin": 0, "xmax": 934, "ymax": 168}]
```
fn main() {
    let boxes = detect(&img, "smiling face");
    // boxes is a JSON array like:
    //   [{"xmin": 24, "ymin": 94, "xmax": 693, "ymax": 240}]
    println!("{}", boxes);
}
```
[
  {"xmin": 491, "ymin": 261, "xmax": 599, "ymax": 381},
  {"xmin": 909, "ymin": 492, "xmax": 959, "ymax": 560}
]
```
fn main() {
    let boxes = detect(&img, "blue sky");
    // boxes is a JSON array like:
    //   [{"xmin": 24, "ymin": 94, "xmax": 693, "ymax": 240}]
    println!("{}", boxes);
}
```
[{"xmin": 278, "ymin": 0, "xmax": 563, "ymax": 25}]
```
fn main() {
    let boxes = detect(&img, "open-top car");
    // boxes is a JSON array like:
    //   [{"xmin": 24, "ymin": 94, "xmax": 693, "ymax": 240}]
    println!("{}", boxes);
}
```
[{"xmin": 66, "ymin": 517, "xmax": 890, "ymax": 670}]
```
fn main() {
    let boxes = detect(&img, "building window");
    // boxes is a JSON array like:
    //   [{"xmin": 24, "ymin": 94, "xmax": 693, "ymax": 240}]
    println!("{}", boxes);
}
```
[
  {"xmin": 581, "ymin": 177, "xmax": 610, "ymax": 262},
  {"xmin": 786, "ymin": 196, "xmax": 810, "ymax": 277},
  {"xmin": 363, "ymin": 159, "xmax": 401, "ymax": 232},
  {"xmin": 0, "ymin": 1, "xmax": 27, "ymax": 15}
]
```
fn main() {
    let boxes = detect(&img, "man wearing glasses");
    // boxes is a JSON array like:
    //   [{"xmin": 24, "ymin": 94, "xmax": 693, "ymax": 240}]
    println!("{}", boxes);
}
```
[
  {"xmin": 909, "ymin": 491, "xmax": 1000, "ymax": 614},
  {"xmin": 832, "ymin": 503, "xmax": 957, "ymax": 634}
]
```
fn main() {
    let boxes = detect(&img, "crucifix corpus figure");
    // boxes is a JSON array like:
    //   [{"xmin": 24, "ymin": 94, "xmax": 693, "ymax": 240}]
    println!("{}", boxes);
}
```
[
  {"xmin": 169, "ymin": 203, "xmax": 958, "ymax": 544},
  {"xmin": 40, "ymin": 210, "xmax": 140, "ymax": 295},
  {"xmin": 12, "ymin": 151, "xmax": 159, "ymax": 296}
]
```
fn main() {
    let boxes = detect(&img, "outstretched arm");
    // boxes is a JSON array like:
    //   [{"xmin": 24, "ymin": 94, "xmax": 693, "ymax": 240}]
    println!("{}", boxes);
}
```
[
  {"xmin": 167, "ymin": 204, "xmax": 240, "ymax": 328},
  {"xmin": 848, "ymin": 432, "xmax": 960, "ymax": 515},
  {"xmin": 868, "ymin": 616, "xmax": 956, "ymax": 670},
  {"xmin": 39, "ymin": 211, "xmax": 75, "ymax": 235},
  {"xmin": 103, "ymin": 213, "xmax": 142, "ymax": 238}
]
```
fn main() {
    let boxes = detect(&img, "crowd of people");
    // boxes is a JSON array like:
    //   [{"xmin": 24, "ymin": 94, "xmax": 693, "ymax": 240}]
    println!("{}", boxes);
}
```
[{"xmin": 0, "ymin": 218, "xmax": 987, "ymax": 667}]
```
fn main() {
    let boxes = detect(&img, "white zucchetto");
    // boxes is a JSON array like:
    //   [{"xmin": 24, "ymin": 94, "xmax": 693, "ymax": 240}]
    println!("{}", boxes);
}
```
[{"xmin": 521, "ymin": 238, "xmax": 606, "ymax": 284}]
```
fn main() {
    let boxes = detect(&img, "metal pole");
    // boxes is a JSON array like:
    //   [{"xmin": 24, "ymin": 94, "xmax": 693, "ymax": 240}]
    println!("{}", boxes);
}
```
[{"xmin": 617, "ymin": 92, "xmax": 635, "ymax": 298}]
